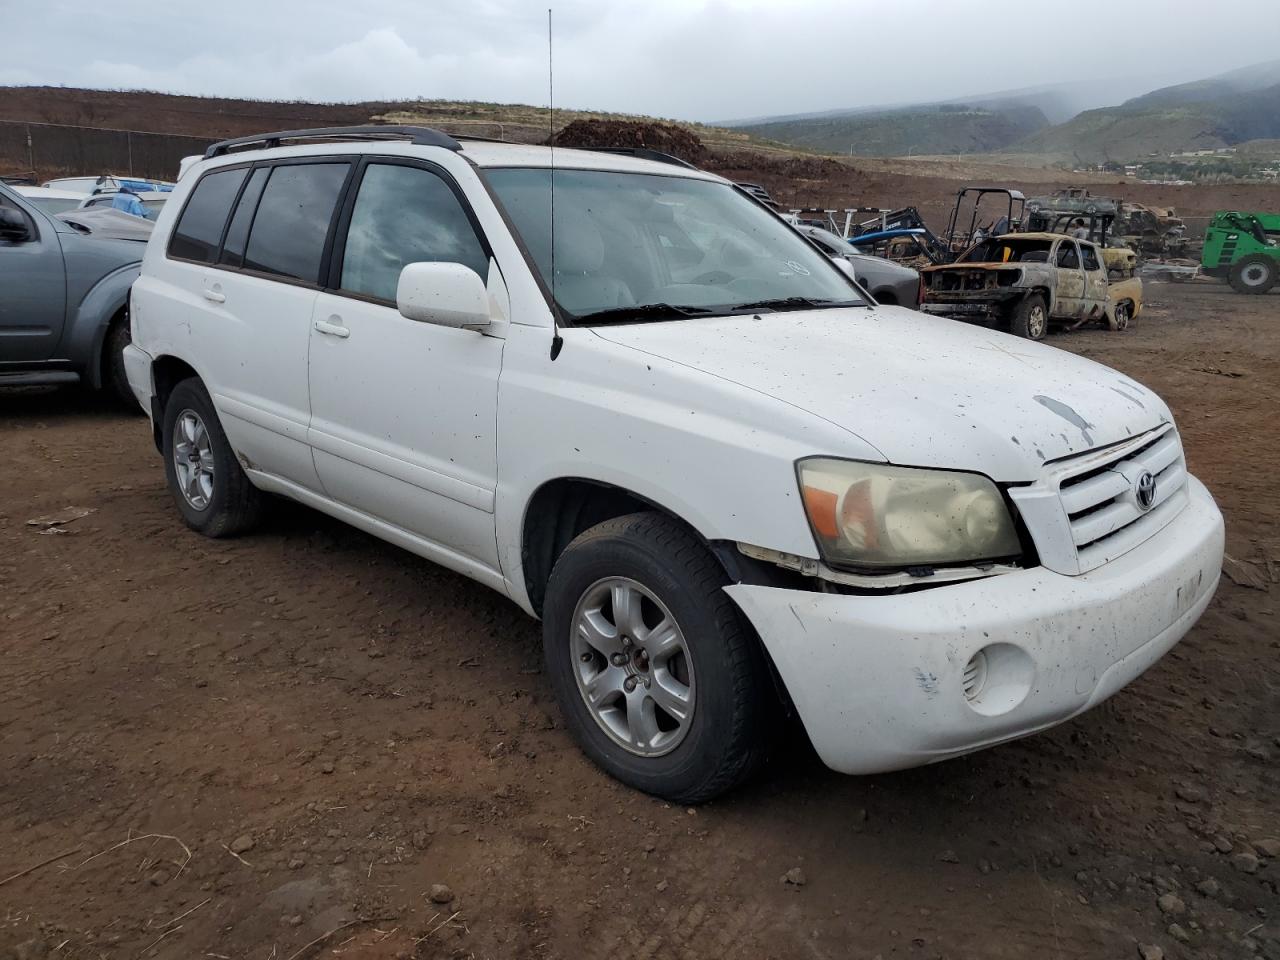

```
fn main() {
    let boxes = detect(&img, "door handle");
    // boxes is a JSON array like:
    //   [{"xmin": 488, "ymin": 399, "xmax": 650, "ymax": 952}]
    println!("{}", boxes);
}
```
[
  {"xmin": 314, "ymin": 318, "xmax": 350, "ymax": 339},
  {"xmin": 202, "ymin": 288, "xmax": 225, "ymax": 303}
]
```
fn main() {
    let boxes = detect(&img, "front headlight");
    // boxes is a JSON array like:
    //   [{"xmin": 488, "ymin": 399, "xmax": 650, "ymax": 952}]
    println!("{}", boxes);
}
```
[{"xmin": 797, "ymin": 458, "xmax": 1021, "ymax": 569}]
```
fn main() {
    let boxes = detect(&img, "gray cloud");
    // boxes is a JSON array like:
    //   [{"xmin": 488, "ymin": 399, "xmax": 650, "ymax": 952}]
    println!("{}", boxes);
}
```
[{"xmin": 2, "ymin": 0, "xmax": 1277, "ymax": 121}]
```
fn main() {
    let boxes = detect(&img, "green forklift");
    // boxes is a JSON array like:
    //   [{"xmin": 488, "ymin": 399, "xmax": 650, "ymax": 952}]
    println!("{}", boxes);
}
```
[{"xmin": 1201, "ymin": 211, "xmax": 1280, "ymax": 294}]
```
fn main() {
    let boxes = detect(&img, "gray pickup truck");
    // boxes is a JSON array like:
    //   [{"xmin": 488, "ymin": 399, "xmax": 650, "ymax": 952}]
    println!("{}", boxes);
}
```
[{"xmin": 0, "ymin": 182, "xmax": 142, "ymax": 402}]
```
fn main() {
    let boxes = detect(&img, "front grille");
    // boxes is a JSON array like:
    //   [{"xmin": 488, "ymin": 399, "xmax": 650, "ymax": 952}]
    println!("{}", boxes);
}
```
[{"xmin": 1056, "ymin": 426, "xmax": 1187, "ymax": 572}]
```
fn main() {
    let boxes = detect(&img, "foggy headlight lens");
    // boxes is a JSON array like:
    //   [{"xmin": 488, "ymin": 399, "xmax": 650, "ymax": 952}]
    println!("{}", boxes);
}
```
[{"xmin": 797, "ymin": 458, "xmax": 1021, "ymax": 568}]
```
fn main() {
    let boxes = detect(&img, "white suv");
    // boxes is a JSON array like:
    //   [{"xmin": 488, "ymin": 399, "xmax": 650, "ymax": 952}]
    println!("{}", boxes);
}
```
[{"xmin": 126, "ymin": 126, "xmax": 1224, "ymax": 802}]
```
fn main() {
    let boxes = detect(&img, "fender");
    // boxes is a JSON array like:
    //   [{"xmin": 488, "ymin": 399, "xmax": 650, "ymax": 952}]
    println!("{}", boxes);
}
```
[{"xmin": 66, "ymin": 262, "xmax": 140, "ymax": 388}]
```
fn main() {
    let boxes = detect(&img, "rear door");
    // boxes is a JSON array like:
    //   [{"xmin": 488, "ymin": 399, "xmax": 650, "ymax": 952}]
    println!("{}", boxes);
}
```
[
  {"xmin": 1053, "ymin": 239, "xmax": 1086, "ymax": 319},
  {"xmin": 0, "ymin": 190, "xmax": 66, "ymax": 362},
  {"xmin": 162, "ymin": 159, "xmax": 351, "ymax": 489},
  {"xmin": 306, "ymin": 158, "xmax": 505, "ymax": 574}
]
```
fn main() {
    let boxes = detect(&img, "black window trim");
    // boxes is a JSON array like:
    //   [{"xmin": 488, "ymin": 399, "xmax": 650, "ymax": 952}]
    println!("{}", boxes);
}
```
[
  {"xmin": 322, "ymin": 155, "xmax": 495, "ymax": 309},
  {"xmin": 165, "ymin": 156, "xmax": 358, "ymax": 291},
  {"xmin": 165, "ymin": 161, "xmax": 252, "ymax": 268}
]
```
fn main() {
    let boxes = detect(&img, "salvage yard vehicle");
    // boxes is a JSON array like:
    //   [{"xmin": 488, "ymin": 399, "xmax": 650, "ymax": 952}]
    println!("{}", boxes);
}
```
[
  {"xmin": 1026, "ymin": 189, "xmax": 1189, "ymax": 259},
  {"xmin": 126, "ymin": 126, "xmax": 1223, "ymax": 803},
  {"xmin": 792, "ymin": 223, "xmax": 921, "ymax": 307},
  {"xmin": 920, "ymin": 233, "xmax": 1142, "ymax": 339},
  {"xmin": 0, "ymin": 182, "xmax": 142, "ymax": 400},
  {"xmin": 1200, "ymin": 210, "xmax": 1280, "ymax": 294},
  {"xmin": 12, "ymin": 185, "xmax": 85, "ymax": 216}
]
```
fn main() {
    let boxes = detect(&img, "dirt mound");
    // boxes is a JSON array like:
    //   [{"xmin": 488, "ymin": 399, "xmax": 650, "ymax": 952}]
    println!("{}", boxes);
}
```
[
  {"xmin": 708, "ymin": 149, "xmax": 851, "ymax": 181},
  {"xmin": 551, "ymin": 119, "xmax": 708, "ymax": 164}
]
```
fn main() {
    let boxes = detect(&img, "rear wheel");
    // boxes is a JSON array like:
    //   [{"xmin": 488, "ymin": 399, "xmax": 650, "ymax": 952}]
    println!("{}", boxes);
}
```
[
  {"xmin": 1229, "ymin": 255, "xmax": 1276, "ymax": 295},
  {"xmin": 1110, "ymin": 301, "xmax": 1132, "ymax": 331},
  {"xmin": 542, "ymin": 512, "xmax": 776, "ymax": 803},
  {"xmin": 161, "ymin": 378, "xmax": 265, "ymax": 537},
  {"xmin": 1010, "ymin": 294, "xmax": 1048, "ymax": 340}
]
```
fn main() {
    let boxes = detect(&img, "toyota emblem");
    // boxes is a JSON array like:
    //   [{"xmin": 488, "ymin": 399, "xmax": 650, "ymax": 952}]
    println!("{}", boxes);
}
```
[{"xmin": 1135, "ymin": 470, "xmax": 1156, "ymax": 511}]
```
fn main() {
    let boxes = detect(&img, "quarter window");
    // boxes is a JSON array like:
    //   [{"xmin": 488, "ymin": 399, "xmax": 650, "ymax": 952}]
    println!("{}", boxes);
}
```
[
  {"xmin": 339, "ymin": 163, "xmax": 488, "ymax": 303},
  {"xmin": 243, "ymin": 163, "xmax": 350, "ymax": 283},
  {"xmin": 168, "ymin": 167, "xmax": 247, "ymax": 263}
]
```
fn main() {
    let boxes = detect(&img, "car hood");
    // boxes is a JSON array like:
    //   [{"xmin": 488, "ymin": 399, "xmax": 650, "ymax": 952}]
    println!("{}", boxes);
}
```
[{"xmin": 589, "ymin": 306, "xmax": 1171, "ymax": 481}]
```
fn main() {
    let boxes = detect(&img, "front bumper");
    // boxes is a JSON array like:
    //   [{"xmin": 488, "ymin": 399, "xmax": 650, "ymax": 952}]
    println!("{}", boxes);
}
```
[{"xmin": 725, "ymin": 476, "xmax": 1224, "ymax": 775}]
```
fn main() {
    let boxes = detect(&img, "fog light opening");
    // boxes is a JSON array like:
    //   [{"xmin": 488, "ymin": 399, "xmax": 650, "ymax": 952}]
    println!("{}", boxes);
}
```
[{"xmin": 963, "ymin": 650, "xmax": 988, "ymax": 702}]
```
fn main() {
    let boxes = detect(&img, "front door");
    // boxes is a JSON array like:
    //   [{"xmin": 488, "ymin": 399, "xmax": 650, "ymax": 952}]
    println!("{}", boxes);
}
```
[
  {"xmin": 307, "ymin": 159, "xmax": 505, "ymax": 574},
  {"xmin": 1053, "ymin": 239, "xmax": 1086, "ymax": 319},
  {"xmin": 0, "ymin": 192, "xmax": 66, "ymax": 363},
  {"xmin": 1080, "ymin": 243, "xmax": 1109, "ymax": 322}
]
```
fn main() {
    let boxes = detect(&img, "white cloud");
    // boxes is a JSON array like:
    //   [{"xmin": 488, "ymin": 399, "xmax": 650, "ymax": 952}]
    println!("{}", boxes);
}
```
[{"xmin": 8, "ymin": 1, "xmax": 1280, "ymax": 121}]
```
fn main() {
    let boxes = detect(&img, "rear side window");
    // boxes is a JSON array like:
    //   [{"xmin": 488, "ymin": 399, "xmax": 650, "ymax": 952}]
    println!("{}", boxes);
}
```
[
  {"xmin": 338, "ymin": 163, "xmax": 488, "ymax": 302},
  {"xmin": 1081, "ymin": 245, "xmax": 1102, "ymax": 272},
  {"xmin": 168, "ymin": 168, "xmax": 247, "ymax": 263},
  {"xmin": 243, "ymin": 163, "xmax": 349, "ymax": 283}
]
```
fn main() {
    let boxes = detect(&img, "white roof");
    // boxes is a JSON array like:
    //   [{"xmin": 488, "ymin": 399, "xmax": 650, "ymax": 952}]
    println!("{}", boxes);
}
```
[
  {"xmin": 457, "ymin": 140, "xmax": 722, "ymax": 180},
  {"xmin": 197, "ymin": 137, "xmax": 723, "ymax": 182}
]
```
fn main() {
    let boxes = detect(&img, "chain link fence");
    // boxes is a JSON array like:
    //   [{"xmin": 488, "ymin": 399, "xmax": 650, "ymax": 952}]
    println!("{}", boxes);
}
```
[{"xmin": 0, "ymin": 120, "xmax": 214, "ymax": 183}]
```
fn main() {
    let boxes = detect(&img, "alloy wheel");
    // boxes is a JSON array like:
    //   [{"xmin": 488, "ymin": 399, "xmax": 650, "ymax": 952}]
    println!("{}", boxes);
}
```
[
  {"xmin": 172, "ymin": 409, "xmax": 215, "ymax": 511},
  {"xmin": 570, "ymin": 577, "xmax": 696, "ymax": 757}
]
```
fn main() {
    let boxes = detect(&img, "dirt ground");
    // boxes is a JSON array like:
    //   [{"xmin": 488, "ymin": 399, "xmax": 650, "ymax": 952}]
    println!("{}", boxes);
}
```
[{"xmin": 1, "ymin": 280, "xmax": 1278, "ymax": 960}]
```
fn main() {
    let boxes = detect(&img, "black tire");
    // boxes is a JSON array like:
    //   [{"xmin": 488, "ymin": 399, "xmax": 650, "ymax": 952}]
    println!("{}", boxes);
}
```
[
  {"xmin": 161, "ymin": 378, "xmax": 264, "ymax": 537},
  {"xmin": 1229, "ymin": 255, "xmax": 1276, "ymax": 295},
  {"xmin": 542, "ymin": 512, "xmax": 776, "ymax": 803},
  {"xmin": 102, "ymin": 313, "xmax": 137, "ymax": 408},
  {"xmin": 1111, "ymin": 301, "xmax": 1132, "ymax": 331},
  {"xmin": 1010, "ymin": 293, "xmax": 1048, "ymax": 340}
]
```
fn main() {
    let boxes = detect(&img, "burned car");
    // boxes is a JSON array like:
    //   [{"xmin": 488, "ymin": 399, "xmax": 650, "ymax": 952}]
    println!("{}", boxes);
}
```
[{"xmin": 920, "ymin": 233, "xmax": 1142, "ymax": 340}]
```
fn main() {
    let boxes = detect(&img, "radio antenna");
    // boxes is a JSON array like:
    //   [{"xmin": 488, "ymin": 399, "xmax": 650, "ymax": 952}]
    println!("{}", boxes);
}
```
[{"xmin": 548, "ymin": 7, "xmax": 563, "ymax": 360}]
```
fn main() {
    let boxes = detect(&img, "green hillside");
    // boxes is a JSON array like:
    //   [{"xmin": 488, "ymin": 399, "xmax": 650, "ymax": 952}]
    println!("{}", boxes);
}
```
[{"xmin": 734, "ymin": 104, "xmax": 1049, "ymax": 158}]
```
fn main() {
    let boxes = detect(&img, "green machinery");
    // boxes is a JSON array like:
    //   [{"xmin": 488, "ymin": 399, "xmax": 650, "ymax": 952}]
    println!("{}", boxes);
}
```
[{"xmin": 1201, "ymin": 211, "xmax": 1280, "ymax": 294}]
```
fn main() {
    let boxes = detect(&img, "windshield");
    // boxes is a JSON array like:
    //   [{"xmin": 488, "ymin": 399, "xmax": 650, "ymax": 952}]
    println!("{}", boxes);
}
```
[{"xmin": 486, "ymin": 168, "xmax": 862, "ymax": 322}]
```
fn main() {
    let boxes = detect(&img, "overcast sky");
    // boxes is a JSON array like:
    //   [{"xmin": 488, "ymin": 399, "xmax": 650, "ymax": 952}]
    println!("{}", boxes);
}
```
[{"xmin": 3, "ymin": 0, "xmax": 1278, "ymax": 122}]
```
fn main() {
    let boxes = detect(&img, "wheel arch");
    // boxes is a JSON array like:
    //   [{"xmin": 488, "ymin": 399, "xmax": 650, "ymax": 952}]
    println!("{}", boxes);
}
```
[
  {"xmin": 69, "ymin": 265, "xmax": 137, "ymax": 389},
  {"xmin": 148, "ymin": 354, "xmax": 202, "ymax": 451},
  {"xmin": 519, "ymin": 477, "xmax": 743, "ymax": 619}
]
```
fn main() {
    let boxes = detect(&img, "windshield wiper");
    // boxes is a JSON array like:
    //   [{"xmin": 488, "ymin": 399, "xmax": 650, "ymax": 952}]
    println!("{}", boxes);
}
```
[
  {"xmin": 726, "ymin": 296, "xmax": 858, "ymax": 313},
  {"xmin": 573, "ymin": 303, "xmax": 713, "ymax": 325}
]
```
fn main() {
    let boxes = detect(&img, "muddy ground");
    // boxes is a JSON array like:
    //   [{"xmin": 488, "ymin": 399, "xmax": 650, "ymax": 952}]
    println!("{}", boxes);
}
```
[{"xmin": 1, "ymin": 281, "xmax": 1278, "ymax": 960}]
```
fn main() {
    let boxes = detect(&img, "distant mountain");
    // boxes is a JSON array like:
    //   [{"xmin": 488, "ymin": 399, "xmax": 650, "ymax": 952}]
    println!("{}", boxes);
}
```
[
  {"xmin": 1014, "ymin": 60, "xmax": 1280, "ymax": 162},
  {"xmin": 721, "ymin": 60, "xmax": 1280, "ymax": 162},
  {"xmin": 732, "ymin": 102, "xmax": 1050, "ymax": 158}
]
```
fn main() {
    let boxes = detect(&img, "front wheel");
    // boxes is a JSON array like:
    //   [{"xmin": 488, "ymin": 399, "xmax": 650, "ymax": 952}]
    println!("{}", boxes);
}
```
[
  {"xmin": 1010, "ymin": 294, "xmax": 1048, "ymax": 340},
  {"xmin": 542, "ymin": 512, "xmax": 776, "ymax": 803},
  {"xmin": 1229, "ymin": 255, "xmax": 1276, "ymax": 295},
  {"xmin": 161, "ymin": 378, "xmax": 265, "ymax": 537}
]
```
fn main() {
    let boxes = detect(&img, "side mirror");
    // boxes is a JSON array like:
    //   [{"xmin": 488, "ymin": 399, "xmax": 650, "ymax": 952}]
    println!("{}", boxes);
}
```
[
  {"xmin": 830, "ymin": 256, "xmax": 857, "ymax": 282},
  {"xmin": 396, "ymin": 262, "xmax": 490, "ymax": 330},
  {"xmin": 0, "ymin": 207, "xmax": 32, "ymax": 242}
]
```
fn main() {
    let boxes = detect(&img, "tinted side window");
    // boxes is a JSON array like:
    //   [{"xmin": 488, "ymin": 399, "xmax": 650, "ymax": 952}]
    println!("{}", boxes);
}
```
[
  {"xmin": 243, "ymin": 163, "xmax": 350, "ymax": 283},
  {"xmin": 219, "ymin": 167, "xmax": 269, "ymax": 268},
  {"xmin": 339, "ymin": 163, "xmax": 488, "ymax": 303},
  {"xmin": 1056, "ymin": 242, "xmax": 1080, "ymax": 269},
  {"xmin": 1081, "ymin": 245, "xmax": 1102, "ymax": 272},
  {"xmin": 169, "ymin": 168, "xmax": 248, "ymax": 263}
]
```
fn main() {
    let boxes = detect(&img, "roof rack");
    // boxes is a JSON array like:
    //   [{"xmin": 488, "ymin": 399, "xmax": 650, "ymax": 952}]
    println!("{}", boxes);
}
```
[
  {"xmin": 578, "ymin": 147, "xmax": 698, "ymax": 170},
  {"xmin": 204, "ymin": 125, "xmax": 462, "ymax": 159}
]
